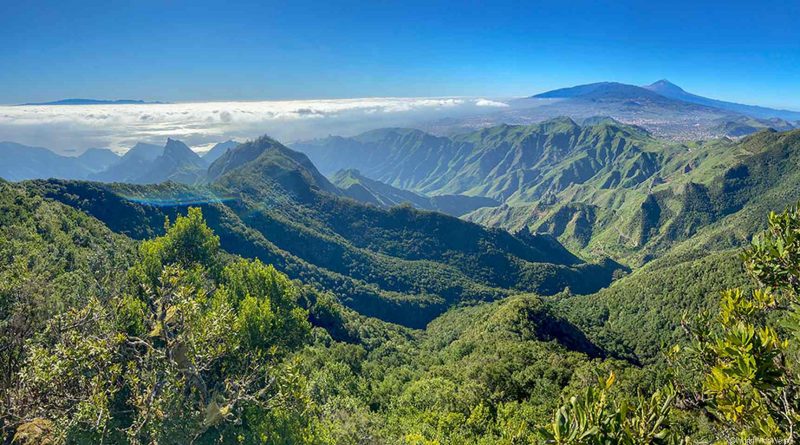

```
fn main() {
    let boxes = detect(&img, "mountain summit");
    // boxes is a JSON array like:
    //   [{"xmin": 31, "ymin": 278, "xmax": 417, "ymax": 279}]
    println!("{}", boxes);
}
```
[
  {"xmin": 642, "ymin": 80, "xmax": 800, "ymax": 120},
  {"xmin": 644, "ymin": 79, "xmax": 687, "ymax": 96},
  {"xmin": 90, "ymin": 139, "xmax": 205, "ymax": 184},
  {"xmin": 532, "ymin": 82, "xmax": 667, "ymax": 102}
]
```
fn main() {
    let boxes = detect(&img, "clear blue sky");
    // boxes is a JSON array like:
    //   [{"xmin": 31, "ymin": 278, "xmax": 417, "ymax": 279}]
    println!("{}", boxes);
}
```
[{"xmin": 1, "ymin": 0, "xmax": 799, "ymax": 108}]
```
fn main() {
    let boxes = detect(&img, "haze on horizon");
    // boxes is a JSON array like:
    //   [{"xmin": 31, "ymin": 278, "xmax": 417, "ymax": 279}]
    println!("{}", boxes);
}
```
[{"xmin": 0, "ymin": 97, "xmax": 512, "ymax": 153}]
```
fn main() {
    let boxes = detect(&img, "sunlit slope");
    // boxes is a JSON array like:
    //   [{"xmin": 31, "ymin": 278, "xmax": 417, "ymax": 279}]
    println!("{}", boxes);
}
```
[{"xmin": 28, "ymin": 136, "xmax": 622, "ymax": 327}]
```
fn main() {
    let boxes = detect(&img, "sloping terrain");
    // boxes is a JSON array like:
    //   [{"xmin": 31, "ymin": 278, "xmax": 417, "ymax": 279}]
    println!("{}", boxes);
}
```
[
  {"xmin": 4, "ymin": 127, "xmax": 800, "ymax": 444},
  {"xmin": 92, "ymin": 139, "xmax": 207, "ymax": 184},
  {"xmin": 294, "ymin": 118, "xmax": 664, "ymax": 204},
  {"xmin": 0, "ymin": 177, "xmax": 632, "ymax": 443},
  {"xmin": 27, "ymin": 136, "xmax": 622, "ymax": 327},
  {"xmin": 296, "ymin": 118, "xmax": 800, "ymax": 265},
  {"xmin": 421, "ymin": 81, "xmax": 796, "ymax": 140},
  {"xmin": 644, "ymin": 79, "xmax": 800, "ymax": 121},
  {"xmin": 470, "ymin": 128, "xmax": 800, "ymax": 264},
  {"xmin": 0, "ymin": 142, "xmax": 119, "ymax": 180},
  {"xmin": 332, "ymin": 168, "xmax": 499, "ymax": 217}
]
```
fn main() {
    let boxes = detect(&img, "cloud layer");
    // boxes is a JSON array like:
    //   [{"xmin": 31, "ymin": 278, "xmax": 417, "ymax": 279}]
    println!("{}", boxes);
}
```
[{"xmin": 0, "ymin": 97, "xmax": 509, "ymax": 154}]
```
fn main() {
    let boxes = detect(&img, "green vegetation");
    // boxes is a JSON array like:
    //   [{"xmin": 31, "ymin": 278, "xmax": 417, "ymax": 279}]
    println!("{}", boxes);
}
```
[
  {"xmin": 294, "ymin": 118, "xmax": 664, "ymax": 206},
  {"xmin": 331, "ymin": 168, "xmax": 499, "ymax": 217},
  {"xmin": 2, "ymin": 193, "xmax": 800, "ymax": 443},
  {"xmin": 0, "ymin": 181, "xmax": 135, "ymax": 404},
  {"xmin": 3, "ymin": 124, "xmax": 800, "ymax": 443},
  {"xmin": 3, "ymin": 208, "xmax": 319, "ymax": 443},
  {"xmin": 0, "ymin": 196, "xmax": 623, "ymax": 443},
  {"xmin": 295, "ymin": 120, "xmax": 800, "ymax": 266},
  {"xmin": 27, "ymin": 135, "xmax": 621, "ymax": 327}
]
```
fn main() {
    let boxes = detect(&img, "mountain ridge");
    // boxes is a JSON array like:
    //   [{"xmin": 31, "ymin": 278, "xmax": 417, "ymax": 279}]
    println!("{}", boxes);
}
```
[
  {"xmin": 294, "ymin": 118, "xmax": 664, "ymax": 204},
  {"xmin": 29, "ymin": 134, "xmax": 623, "ymax": 327},
  {"xmin": 418, "ymin": 80, "xmax": 795, "ymax": 140},
  {"xmin": 332, "ymin": 168, "xmax": 500, "ymax": 216},
  {"xmin": 18, "ymin": 98, "xmax": 167, "ymax": 106},
  {"xmin": 643, "ymin": 79, "xmax": 800, "ymax": 121}
]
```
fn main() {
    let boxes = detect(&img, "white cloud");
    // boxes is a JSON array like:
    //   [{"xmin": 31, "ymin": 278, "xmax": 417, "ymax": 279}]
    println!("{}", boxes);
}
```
[
  {"xmin": 474, "ymin": 98, "xmax": 509, "ymax": 107},
  {"xmin": 0, "ymin": 97, "xmax": 491, "ymax": 153}
]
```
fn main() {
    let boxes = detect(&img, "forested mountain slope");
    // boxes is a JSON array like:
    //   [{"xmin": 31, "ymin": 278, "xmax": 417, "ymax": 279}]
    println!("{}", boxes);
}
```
[
  {"xmin": 331, "ymin": 168, "xmax": 499, "ymax": 217},
  {"xmin": 26, "ymin": 136, "xmax": 621, "ymax": 328},
  {"xmin": 3, "ymin": 137, "xmax": 800, "ymax": 443},
  {"xmin": 293, "ymin": 118, "xmax": 665, "ymax": 204},
  {"xmin": 295, "ymin": 119, "xmax": 800, "ymax": 265},
  {"xmin": 0, "ymin": 184, "xmax": 645, "ymax": 444},
  {"xmin": 470, "ymin": 128, "xmax": 800, "ymax": 263}
]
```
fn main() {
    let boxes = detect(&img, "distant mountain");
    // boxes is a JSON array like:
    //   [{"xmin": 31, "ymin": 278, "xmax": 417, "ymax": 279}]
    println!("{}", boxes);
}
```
[
  {"xmin": 295, "ymin": 119, "xmax": 800, "ymax": 266},
  {"xmin": 19, "ymin": 98, "xmax": 166, "ymax": 106},
  {"xmin": 35, "ymin": 135, "xmax": 621, "ymax": 327},
  {"xmin": 0, "ymin": 142, "xmax": 93, "ymax": 181},
  {"xmin": 0, "ymin": 143, "xmax": 121, "ymax": 181},
  {"xmin": 467, "ymin": 127, "xmax": 800, "ymax": 265},
  {"xmin": 532, "ymin": 81, "xmax": 670, "ymax": 103},
  {"xmin": 1, "ymin": 138, "xmax": 234, "ymax": 185},
  {"xmin": 201, "ymin": 140, "xmax": 239, "ymax": 164},
  {"xmin": 430, "ymin": 81, "xmax": 735, "ymax": 140},
  {"xmin": 294, "ymin": 118, "xmax": 659, "ymax": 204},
  {"xmin": 332, "ymin": 168, "xmax": 499, "ymax": 217},
  {"xmin": 126, "ymin": 142, "xmax": 164, "ymax": 161},
  {"xmin": 644, "ymin": 79, "xmax": 800, "ymax": 121},
  {"xmin": 76, "ymin": 148, "xmax": 120, "ymax": 173},
  {"xmin": 425, "ymin": 80, "xmax": 797, "ymax": 140},
  {"xmin": 134, "ymin": 138, "xmax": 207, "ymax": 184},
  {"xmin": 710, "ymin": 115, "xmax": 795, "ymax": 138},
  {"xmin": 91, "ymin": 142, "xmax": 164, "ymax": 182},
  {"xmin": 292, "ymin": 127, "xmax": 454, "ymax": 184},
  {"xmin": 208, "ymin": 135, "xmax": 342, "ymax": 197},
  {"xmin": 91, "ymin": 139, "xmax": 205, "ymax": 184}
]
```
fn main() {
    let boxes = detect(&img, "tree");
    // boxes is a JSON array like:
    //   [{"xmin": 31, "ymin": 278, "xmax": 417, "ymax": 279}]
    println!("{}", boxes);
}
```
[
  {"xmin": 542, "ymin": 202, "xmax": 800, "ymax": 444},
  {"xmin": 5, "ymin": 208, "xmax": 318, "ymax": 444},
  {"xmin": 538, "ymin": 372, "xmax": 679, "ymax": 444},
  {"xmin": 683, "ymin": 205, "xmax": 800, "ymax": 441}
]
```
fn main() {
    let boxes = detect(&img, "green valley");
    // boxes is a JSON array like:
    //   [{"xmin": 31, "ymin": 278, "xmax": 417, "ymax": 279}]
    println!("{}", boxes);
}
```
[{"xmin": 2, "ymin": 121, "xmax": 800, "ymax": 444}]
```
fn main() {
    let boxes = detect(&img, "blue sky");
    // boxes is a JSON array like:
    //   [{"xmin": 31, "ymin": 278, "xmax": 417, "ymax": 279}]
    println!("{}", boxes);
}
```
[{"xmin": 1, "ymin": 0, "xmax": 799, "ymax": 108}]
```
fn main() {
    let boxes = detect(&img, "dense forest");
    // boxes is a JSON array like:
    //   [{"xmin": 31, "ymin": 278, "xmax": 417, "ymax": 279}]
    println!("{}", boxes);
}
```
[{"xmin": 1, "ymin": 124, "xmax": 800, "ymax": 444}]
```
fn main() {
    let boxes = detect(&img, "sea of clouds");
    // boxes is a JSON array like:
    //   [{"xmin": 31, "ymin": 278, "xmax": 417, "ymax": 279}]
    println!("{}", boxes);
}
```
[{"xmin": 0, "ymin": 97, "xmax": 509, "ymax": 154}]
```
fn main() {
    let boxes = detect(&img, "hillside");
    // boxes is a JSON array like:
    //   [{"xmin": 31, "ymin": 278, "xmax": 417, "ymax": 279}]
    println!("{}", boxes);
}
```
[
  {"xmin": 469, "ymin": 128, "xmax": 800, "ymax": 264},
  {"xmin": 27, "ymin": 136, "xmax": 622, "ymax": 328},
  {"xmin": 0, "ymin": 179, "xmax": 647, "ymax": 443},
  {"xmin": 1, "ymin": 181, "xmax": 776, "ymax": 443},
  {"xmin": 710, "ymin": 115, "xmax": 795, "ymax": 137},
  {"xmin": 532, "ymin": 81, "xmax": 675, "ymax": 104},
  {"xmin": 0, "ymin": 142, "xmax": 119, "ymax": 181},
  {"xmin": 92, "ymin": 139, "xmax": 208, "ymax": 184},
  {"xmin": 75, "ymin": 147, "xmax": 121, "ymax": 173},
  {"xmin": 294, "ymin": 118, "xmax": 664, "ymax": 205},
  {"xmin": 332, "ymin": 168, "xmax": 499, "ymax": 217},
  {"xmin": 4, "ymin": 129, "xmax": 800, "ymax": 443},
  {"xmin": 295, "ymin": 119, "xmax": 800, "ymax": 265},
  {"xmin": 134, "ymin": 138, "xmax": 207, "ymax": 184},
  {"xmin": 201, "ymin": 139, "xmax": 239, "ymax": 163}
]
